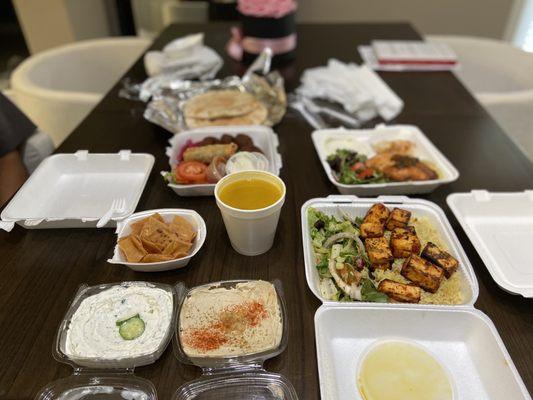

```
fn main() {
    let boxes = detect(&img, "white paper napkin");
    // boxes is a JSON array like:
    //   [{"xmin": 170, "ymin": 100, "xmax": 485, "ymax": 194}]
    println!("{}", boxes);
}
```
[
  {"xmin": 143, "ymin": 33, "xmax": 223, "ymax": 79},
  {"xmin": 297, "ymin": 59, "xmax": 404, "ymax": 121}
]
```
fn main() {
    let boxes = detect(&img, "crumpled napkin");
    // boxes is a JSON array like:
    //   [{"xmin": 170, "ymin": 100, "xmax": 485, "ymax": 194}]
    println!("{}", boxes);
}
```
[
  {"xmin": 297, "ymin": 59, "xmax": 404, "ymax": 121},
  {"xmin": 143, "ymin": 33, "xmax": 223, "ymax": 79}
]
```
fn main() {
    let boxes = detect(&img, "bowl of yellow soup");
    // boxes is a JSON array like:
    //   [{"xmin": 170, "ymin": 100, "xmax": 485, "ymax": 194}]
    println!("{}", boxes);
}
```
[{"xmin": 215, "ymin": 170, "xmax": 286, "ymax": 256}]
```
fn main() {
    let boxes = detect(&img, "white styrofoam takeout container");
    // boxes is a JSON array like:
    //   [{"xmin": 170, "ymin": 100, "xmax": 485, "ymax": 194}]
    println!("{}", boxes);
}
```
[
  {"xmin": 447, "ymin": 190, "xmax": 533, "ymax": 298},
  {"xmin": 315, "ymin": 306, "xmax": 531, "ymax": 400},
  {"xmin": 108, "ymin": 209, "xmax": 206, "ymax": 272},
  {"xmin": 165, "ymin": 125, "xmax": 282, "ymax": 197},
  {"xmin": 0, "ymin": 151, "xmax": 154, "ymax": 230},
  {"xmin": 301, "ymin": 195, "xmax": 479, "ymax": 307},
  {"xmin": 311, "ymin": 124, "xmax": 459, "ymax": 195}
]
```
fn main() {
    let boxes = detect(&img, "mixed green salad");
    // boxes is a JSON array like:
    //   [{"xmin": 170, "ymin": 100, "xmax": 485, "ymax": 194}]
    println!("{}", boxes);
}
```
[
  {"xmin": 326, "ymin": 149, "xmax": 388, "ymax": 185},
  {"xmin": 308, "ymin": 208, "xmax": 388, "ymax": 303}
]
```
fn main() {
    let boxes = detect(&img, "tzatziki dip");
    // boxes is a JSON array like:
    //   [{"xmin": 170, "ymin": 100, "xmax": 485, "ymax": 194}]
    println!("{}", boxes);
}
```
[
  {"xmin": 65, "ymin": 283, "xmax": 173, "ymax": 360},
  {"xmin": 322, "ymin": 136, "xmax": 374, "ymax": 156}
]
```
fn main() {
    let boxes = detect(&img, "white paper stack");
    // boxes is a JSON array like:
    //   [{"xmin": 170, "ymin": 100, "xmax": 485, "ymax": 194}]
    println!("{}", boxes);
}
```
[
  {"xmin": 298, "ymin": 59, "xmax": 404, "ymax": 121},
  {"xmin": 143, "ymin": 33, "xmax": 222, "ymax": 78}
]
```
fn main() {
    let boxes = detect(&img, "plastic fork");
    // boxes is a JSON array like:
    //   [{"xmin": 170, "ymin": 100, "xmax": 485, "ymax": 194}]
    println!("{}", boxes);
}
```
[{"xmin": 96, "ymin": 198, "xmax": 126, "ymax": 228}]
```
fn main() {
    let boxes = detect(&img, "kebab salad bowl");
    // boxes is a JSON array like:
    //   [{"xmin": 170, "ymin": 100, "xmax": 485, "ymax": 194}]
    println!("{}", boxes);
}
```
[{"xmin": 301, "ymin": 195, "xmax": 478, "ymax": 307}]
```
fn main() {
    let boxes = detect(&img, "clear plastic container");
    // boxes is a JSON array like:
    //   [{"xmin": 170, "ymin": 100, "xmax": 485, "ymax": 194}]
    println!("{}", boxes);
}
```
[
  {"xmin": 171, "ymin": 280, "xmax": 298, "ymax": 400},
  {"xmin": 37, "ymin": 281, "xmax": 179, "ymax": 399}
]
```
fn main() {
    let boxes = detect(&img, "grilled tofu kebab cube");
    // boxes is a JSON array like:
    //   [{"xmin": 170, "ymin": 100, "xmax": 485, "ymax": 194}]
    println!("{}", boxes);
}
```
[
  {"xmin": 365, "ymin": 236, "xmax": 393, "ymax": 270},
  {"xmin": 390, "ymin": 226, "xmax": 421, "ymax": 258},
  {"xmin": 401, "ymin": 254, "xmax": 444, "ymax": 293},
  {"xmin": 378, "ymin": 279, "xmax": 421, "ymax": 303},
  {"xmin": 386, "ymin": 207, "xmax": 411, "ymax": 230},
  {"xmin": 360, "ymin": 203, "xmax": 390, "ymax": 238},
  {"xmin": 421, "ymin": 242, "xmax": 459, "ymax": 278}
]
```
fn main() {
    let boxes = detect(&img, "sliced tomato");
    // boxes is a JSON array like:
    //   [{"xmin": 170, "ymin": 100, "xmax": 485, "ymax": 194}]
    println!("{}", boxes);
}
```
[
  {"xmin": 350, "ymin": 162, "xmax": 365, "ymax": 172},
  {"xmin": 176, "ymin": 161, "xmax": 207, "ymax": 183},
  {"xmin": 357, "ymin": 168, "xmax": 375, "ymax": 179}
]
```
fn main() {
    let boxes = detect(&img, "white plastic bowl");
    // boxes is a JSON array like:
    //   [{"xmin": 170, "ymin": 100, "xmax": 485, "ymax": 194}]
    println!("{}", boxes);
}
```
[{"xmin": 108, "ymin": 209, "xmax": 206, "ymax": 272}]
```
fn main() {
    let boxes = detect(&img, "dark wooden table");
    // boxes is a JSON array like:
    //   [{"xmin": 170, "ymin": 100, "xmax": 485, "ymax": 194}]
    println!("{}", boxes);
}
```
[{"xmin": 1, "ymin": 23, "xmax": 532, "ymax": 400}]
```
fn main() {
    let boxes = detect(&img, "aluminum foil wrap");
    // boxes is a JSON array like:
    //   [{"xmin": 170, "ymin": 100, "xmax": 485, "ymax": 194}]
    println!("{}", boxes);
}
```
[{"xmin": 142, "ymin": 49, "xmax": 286, "ymax": 134}]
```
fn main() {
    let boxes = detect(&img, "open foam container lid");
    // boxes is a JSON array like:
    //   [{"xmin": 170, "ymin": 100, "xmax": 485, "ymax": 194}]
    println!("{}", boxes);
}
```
[
  {"xmin": 447, "ymin": 190, "xmax": 533, "ymax": 298},
  {"xmin": 0, "ymin": 150, "xmax": 154, "ymax": 230}
]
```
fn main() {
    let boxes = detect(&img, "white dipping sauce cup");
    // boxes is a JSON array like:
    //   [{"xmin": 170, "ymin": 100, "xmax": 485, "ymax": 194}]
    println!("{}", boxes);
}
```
[{"xmin": 215, "ymin": 170, "xmax": 286, "ymax": 256}]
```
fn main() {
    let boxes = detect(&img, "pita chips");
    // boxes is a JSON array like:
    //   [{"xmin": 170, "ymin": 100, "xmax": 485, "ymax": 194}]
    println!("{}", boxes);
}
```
[{"xmin": 118, "ymin": 213, "xmax": 196, "ymax": 263}]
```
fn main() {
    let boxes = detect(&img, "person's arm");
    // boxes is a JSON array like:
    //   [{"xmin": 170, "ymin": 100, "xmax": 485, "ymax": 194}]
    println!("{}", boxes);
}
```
[
  {"xmin": 0, "ymin": 149, "xmax": 28, "ymax": 206},
  {"xmin": 0, "ymin": 92, "xmax": 36, "ymax": 206}
]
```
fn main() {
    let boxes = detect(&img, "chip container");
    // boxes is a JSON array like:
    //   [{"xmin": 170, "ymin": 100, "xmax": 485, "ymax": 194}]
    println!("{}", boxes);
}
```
[
  {"xmin": 165, "ymin": 125, "xmax": 283, "ymax": 197},
  {"xmin": 108, "ymin": 208, "xmax": 207, "ymax": 272},
  {"xmin": 311, "ymin": 124, "xmax": 459, "ymax": 196},
  {"xmin": 171, "ymin": 280, "xmax": 298, "ymax": 400},
  {"xmin": 36, "ymin": 281, "xmax": 179, "ymax": 399},
  {"xmin": 0, "ymin": 150, "xmax": 154, "ymax": 230},
  {"xmin": 301, "ymin": 195, "xmax": 530, "ymax": 400}
]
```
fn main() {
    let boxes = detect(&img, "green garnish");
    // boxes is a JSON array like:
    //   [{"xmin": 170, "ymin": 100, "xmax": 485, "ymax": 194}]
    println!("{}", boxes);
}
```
[
  {"xmin": 116, "ymin": 314, "xmax": 145, "ymax": 340},
  {"xmin": 327, "ymin": 149, "xmax": 389, "ymax": 185},
  {"xmin": 361, "ymin": 279, "xmax": 388, "ymax": 303}
]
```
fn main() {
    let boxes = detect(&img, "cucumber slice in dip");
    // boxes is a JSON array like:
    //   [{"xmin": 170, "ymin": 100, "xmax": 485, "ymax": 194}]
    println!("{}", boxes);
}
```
[{"xmin": 116, "ymin": 314, "xmax": 145, "ymax": 340}]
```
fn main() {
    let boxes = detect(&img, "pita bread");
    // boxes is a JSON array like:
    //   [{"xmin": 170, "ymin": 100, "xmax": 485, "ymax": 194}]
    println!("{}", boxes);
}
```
[
  {"xmin": 185, "ymin": 104, "xmax": 268, "ymax": 128},
  {"xmin": 184, "ymin": 90, "xmax": 260, "ymax": 120}
]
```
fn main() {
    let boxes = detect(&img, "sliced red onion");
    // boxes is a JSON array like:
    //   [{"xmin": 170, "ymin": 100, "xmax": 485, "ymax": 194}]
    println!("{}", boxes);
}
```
[{"xmin": 205, "ymin": 156, "xmax": 227, "ymax": 183}]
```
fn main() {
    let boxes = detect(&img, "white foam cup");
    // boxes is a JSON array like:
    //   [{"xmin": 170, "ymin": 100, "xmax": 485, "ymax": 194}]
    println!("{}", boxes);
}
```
[{"xmin": 214, "ymin": 170, "xmax": 286, "ymax": 256}]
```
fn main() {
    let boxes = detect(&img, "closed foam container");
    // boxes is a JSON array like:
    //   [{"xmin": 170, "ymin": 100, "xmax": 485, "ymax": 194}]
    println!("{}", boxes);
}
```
[
  {"xmin": 171, "ymin": 280, "xmax": 298, "ymax": 400},
  {"xmin": 0, "ymin": 150, "xmax": 154, "ymax": 230},
  {"xmin": 301, "ymin": 195, "xmax": 530, "ymax": 400},
  {"xmin": 108, "ymin": 208, "xmax": 207, "ymax": 272},
  {"xmin": 165, "ymin": 125, "xmax": 282, "ymax": 197},
  {"xmin": 447, "ymin": 190, "xmax": 533, "ymax": 298},
  {"xmin": 311, "ymin": 124, "xmax": 459, "ymax": 196},
  {"xmin": 36, "ymin": 281, "xmax": 179, "ymax": 399}
]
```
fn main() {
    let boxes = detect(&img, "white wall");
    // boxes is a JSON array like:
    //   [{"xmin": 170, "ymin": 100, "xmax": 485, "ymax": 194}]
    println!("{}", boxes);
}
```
[
  {"xmin": 13, "ymin": 0, "xmax": 116, "ymax": 54},
  {"xmin": 296, "ymin": 0, "xmax": 517, "ymax": 39}
]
